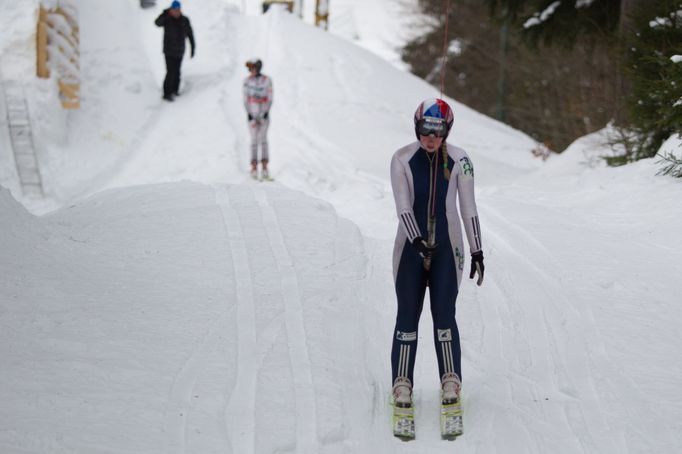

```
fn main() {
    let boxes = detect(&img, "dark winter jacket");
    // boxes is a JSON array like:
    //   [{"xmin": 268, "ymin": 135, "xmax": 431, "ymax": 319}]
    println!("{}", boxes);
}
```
[{"xmin": 154, "ymin": 9, "xmax": 195, "ymax": 58}]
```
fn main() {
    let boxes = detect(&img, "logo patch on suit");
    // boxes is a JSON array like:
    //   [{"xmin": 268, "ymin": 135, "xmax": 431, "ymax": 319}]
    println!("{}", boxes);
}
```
[
  {"xmin": 459, "ymin": 157, "xmax": 474, "ymax": 177},
  {"xmin": 396, "ymin": 330, "xmax": 417, "ymax": 342},
  {"xmin": 455, "ymin": 247, "xmax": 464, "ymax": 271},
  {"xmin": 437, "ymin": 329, "xmax": 452, "ymax": 342}
]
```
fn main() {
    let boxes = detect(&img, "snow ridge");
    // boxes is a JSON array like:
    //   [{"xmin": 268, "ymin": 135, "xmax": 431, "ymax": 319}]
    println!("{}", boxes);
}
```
[{"xmin": 216, "ymin": 185, "xmax": 259, "ymax": 454}]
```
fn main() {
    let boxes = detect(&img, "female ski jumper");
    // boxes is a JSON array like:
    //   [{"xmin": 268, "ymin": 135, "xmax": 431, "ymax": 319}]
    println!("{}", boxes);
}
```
[
  {"xmin": 243, "ymin": 59, "xmax": 273, "ymax": 168},
  {"xmin": 390, "ymin": 140, "xmax": 482, "ymax": 387}
]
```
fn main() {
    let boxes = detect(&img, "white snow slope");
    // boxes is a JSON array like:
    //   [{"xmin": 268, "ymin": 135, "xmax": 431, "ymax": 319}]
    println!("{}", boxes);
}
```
[{"xmin": 1, "ymin": 0, "xmax": 682, "ymax": 453}]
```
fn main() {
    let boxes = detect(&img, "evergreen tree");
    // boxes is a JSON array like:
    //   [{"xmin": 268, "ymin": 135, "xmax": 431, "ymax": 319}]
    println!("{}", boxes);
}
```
[
  {"xmin": 485, "ymin": 0, "xmax": 634, "ymax": 124},
  {"xmin": 402, "ymin": 1, "xmax": 619, "ymax": 151},
  {"xmin": 656, "ymin": 151, "xmax": 682, "ymax": 178},
  {"xmin": 406, "ymin": 0, "xmax": 680, "ymax": 170},
  {"xmin": 487, "ymin": 0, "xmax": 681, "ymax": 169},
  {"xmin": 623, "ymin": 1, "xmax": 682, "ymax": 163},
  {"xmin": 486, "ymin": 0, "xmax": 621, "ymax": 48}
]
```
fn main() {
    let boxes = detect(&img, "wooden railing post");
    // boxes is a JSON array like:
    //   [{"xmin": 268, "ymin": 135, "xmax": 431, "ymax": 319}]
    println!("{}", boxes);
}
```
[
  {"xmin": 315, "ymin": 0, "xmax": 328, "ymax": 30},
  {"xmin": 37, "ymin": 6, "xmax": 50, "ymax": 78},
  {"xmin": 36, "ymin": 1, "xmax": 80, "ymax": 109}
]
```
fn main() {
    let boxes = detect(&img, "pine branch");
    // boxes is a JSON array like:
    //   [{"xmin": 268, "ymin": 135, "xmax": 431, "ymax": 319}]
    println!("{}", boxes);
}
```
[{"xmin": 656, "ymin": 151, "xmax": 682, "ymax": 178}]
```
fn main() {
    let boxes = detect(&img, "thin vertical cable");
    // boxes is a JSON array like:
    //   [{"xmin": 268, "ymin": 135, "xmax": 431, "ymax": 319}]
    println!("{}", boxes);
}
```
[
  {"xmin": 439, "ymin": 0, "xmax": 451, "ymax": 97},
  {"xmin": 430, "ymin": 150, "xmax": 439, "ymax": 218}
]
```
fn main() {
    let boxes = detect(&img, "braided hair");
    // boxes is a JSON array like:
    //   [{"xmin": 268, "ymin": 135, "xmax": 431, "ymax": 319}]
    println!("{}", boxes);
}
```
[{"xmin": 441, "ymin": 142, "xmax": 450, "ymax": 180}]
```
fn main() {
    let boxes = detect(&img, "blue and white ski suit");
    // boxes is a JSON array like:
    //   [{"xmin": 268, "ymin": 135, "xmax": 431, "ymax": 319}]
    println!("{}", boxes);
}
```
[{"xmin": 390, "ymin": 141, "xmax": 482, "ymax": 385}]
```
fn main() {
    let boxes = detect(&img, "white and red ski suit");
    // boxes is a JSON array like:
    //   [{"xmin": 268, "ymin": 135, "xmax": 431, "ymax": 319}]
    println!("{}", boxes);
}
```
[{"xmin": 243, "ymin": 74, "xmax": 273, "ymax": 164}]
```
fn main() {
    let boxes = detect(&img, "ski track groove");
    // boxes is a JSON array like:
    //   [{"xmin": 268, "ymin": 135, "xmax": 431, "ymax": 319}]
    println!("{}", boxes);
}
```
[
  {"xmin": 353, "ymin": 239, "xmax": 392, "ymax": 450},
  {"xmin": 253, "ymin": 185, "xmax": 320, "ymax": 453},
  {"xmin": 92, "ymin": 98, "xmax": 162, "ymax": 194},
  {"xmin": 330, "ymin": 52, "xmax": 354, "ymax": 102},
  {"xmin": 275, "ymin": 36, "xmax": 362, "ymax": 193},
  {"xmin": 480, "ymin": 200, "xmax": 633, "ymax": 452},
  {"xmin": 485, "ymin": 222, "xmax": 587, "ymax": 430},
  {"xmin": 215, "ymin": 185, "xmax": 258, "ymax": 454},
  {"xmin": 163, "ymin": 298, "xmax": 234, "ymax": 454}
]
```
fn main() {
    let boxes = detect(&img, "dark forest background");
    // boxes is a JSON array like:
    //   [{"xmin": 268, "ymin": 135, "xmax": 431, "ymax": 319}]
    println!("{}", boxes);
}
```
[{"xmin": 400, "ymin": 0, "xmax": 681, "ymax": 171}]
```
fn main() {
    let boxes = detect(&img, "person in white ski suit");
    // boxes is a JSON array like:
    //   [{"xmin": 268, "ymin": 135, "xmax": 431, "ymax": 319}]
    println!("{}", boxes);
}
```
[
  {"xmin": 390, "ymin": 98, "xmax": 485, "ymax": 408},
  {"xmin": 243, "ymin": 58, "xmax": 273, "ymax": 179}
]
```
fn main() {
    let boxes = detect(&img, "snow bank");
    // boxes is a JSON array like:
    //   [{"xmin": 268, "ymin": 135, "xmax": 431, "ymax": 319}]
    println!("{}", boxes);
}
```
[
  {"xmin": 327, "ymin": 0, "xmax": 420, "ymax": 70},
  {"xmin": 0, "ymin": 0, "xmax": 38, "ymax": 78},
  {"xmin": 0, "ymin": 181, "xmax": 375, "ymax": 453},
  {"xmin": 540, "ymin": 126, "xmax": 682, "ymax": 179},
  {"xmin": 540, "ymin": 127, "xmax": 612, "ymax": 175},
  {"xmin": 659, "ymin": 133, "xmax": 682, "ymax": 157},
  {"xmin": 0, "ymin": 185, "xmax": 44, "ymax": 259}
]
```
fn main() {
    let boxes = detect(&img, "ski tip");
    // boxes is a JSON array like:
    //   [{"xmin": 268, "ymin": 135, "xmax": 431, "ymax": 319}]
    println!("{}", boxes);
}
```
[
  {"xmin": 394, "ymin": 434, "xmax": 415, "ymax": 442},
  {"xmin": 250, "ymin": 174, "xmax": 275, "ymax": 182},
  {"xmin": 440, "ymin": 413, "xmax": 463, "ymax": 440}
]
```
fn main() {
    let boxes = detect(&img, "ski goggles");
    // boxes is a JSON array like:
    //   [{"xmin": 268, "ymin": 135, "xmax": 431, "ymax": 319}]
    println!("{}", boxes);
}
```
[{"xmin": 417, "ymin": 117, "xmax": 447, "ymax": 137}]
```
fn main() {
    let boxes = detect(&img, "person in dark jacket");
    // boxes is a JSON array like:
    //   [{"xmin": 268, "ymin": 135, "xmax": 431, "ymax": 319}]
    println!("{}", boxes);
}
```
[{"xmin": 155, "ymin": 1, "xmax": 195, "ymax": 101}]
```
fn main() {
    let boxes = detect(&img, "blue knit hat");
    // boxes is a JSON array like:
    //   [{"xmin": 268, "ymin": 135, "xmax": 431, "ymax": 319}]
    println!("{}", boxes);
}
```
[{"xmin": 171, "ymin": 1, "xmax": 181, "ymax": 9}]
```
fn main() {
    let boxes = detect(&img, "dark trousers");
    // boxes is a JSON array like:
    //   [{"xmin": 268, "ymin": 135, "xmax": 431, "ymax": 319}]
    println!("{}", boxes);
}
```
[
  {"xmin": 391, "ymin": 238, "xmax": 461, "ymax": 386},
  {"xmin": 163, "ymin": 55, "xmax": 183, "ymax": 97}
]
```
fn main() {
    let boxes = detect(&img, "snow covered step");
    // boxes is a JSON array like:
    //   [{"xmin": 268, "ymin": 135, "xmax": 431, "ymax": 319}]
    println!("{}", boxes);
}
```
[
  {"xmin": 19, "ymin": 183, "xmax": 43, "ymax": 197},
  {"xmin": 14, "ymin": 154, "xmax": 39, "ymax": 167},
  {"xmin": 10, "ymin": 128, "xmax": 32, "ymax": 141},
  {"xmin": 16, "ymin": 175, "xmax": 40, "ymax": 187},
  {"xmin": 8, "ymin": 117, "xmax": 30, "ymax": 127}
]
